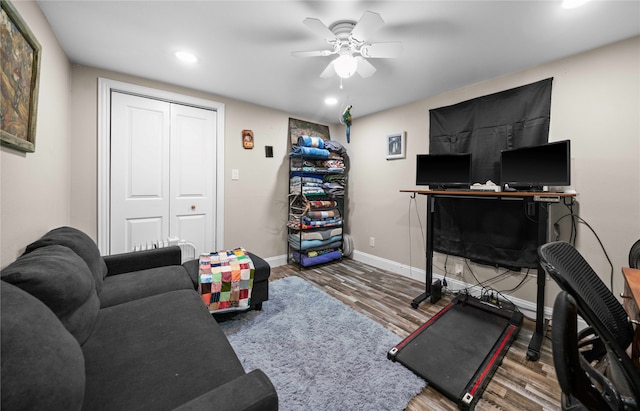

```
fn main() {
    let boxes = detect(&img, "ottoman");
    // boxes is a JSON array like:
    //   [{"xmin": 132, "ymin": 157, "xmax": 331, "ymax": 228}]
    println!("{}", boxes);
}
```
[{"xmin": 183, "ymin": 251, "xmax": 270, "ymax": 311}]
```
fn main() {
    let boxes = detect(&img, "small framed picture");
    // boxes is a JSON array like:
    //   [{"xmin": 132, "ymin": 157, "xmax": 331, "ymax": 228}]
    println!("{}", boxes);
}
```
[
  {"xmin": 386, "ymin": 131, "xmax": 406, "ymax": 160},
  {"xmin": 242, "ymin": 130, "xmax": 254, "ymax": 149}
]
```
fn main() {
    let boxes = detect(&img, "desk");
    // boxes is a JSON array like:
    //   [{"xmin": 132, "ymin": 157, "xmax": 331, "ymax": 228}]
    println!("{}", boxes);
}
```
[
  {"xmin": 400, "ymin": 189, "xmax": 577, "ymax": 361},
  {"xmin": 622, "ymin": 267, "xmax": 640, "ymax": 369}
]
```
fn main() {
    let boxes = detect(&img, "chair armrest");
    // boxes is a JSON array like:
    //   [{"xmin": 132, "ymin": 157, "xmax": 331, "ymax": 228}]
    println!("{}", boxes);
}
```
[
  {"xmin": 172, "ymin": 369, "xmax": 278, "ymax": 411},
  {"xmin": 103, "ymin": 246, "xmax": 182, "ymax": 276}
]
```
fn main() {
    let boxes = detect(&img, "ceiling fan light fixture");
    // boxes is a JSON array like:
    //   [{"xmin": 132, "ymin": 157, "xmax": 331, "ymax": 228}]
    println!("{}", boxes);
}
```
[{"xmin": 333, "ymin": 54, "xmax": 358, "ymax": 78}]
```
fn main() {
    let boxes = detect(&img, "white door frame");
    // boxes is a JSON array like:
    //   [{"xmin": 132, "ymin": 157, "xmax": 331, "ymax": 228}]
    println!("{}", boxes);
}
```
[{"xmin": 97, "ymin": 78, "xmax": 225, "ymax": 255}]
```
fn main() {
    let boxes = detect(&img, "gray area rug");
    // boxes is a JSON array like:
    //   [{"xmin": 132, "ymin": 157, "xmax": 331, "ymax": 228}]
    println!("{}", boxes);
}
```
[{"xmin": 218, "ymin": 276, "xmax": 426, "ymax": 410}]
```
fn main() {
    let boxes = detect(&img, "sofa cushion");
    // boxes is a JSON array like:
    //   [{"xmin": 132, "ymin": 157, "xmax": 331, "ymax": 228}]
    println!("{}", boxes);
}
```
[
  {"xmin": 1, "ymin": 281, "xmax": 85, "ymax": 410},
  {"xmin": 99, "ymin": 265, "xmax": 194, "ymax": 308},
  {"xmin": 1, "ymin": 245, "xmax": 100, "ymax": 345},
  {"xmin": 25, "ymin": 226, "xmax": 107, "ymax": 293},
  {"xmin": 82, "ymin": 289, "xmax": 246, "ymax": 411}
]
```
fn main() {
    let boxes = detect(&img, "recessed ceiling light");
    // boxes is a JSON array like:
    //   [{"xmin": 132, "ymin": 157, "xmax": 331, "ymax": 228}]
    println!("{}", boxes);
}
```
[
  {"xmin": 325, "ymin": 97, "xmax": 338, "ymax": 105},
  {"xmin": 175, "ymin": 51, "xmax": 198, "ymax": 63},
  {"xmin": 562, "ymin": 0, "xmax": 589, "ymax": 9}
]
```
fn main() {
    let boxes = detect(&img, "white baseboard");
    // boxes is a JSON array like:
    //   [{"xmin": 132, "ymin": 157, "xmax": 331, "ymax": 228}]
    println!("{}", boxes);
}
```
[
  {"xmin": 265, "ymin": 254, "xmax": 288, "ymax": 268},
  {"xmin": 351, "ymin": 250, "xmax": 552, "ymax": 321}
]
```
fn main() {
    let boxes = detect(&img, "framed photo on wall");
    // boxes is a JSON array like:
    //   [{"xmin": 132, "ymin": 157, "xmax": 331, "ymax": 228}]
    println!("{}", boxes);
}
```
[
  {"xmin": 386, "ymin": 131, "xmax": 406, "ymax": 160},
  {"xmin": 1, "ymin": 0, "xmax": 42, "ymax": 153}
]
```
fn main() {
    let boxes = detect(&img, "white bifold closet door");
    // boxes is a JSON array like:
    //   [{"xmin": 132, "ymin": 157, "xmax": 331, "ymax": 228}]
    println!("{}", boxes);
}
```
[{"xmin": 110, "ymin": 91, "xmax": 216, "ymax": 256}]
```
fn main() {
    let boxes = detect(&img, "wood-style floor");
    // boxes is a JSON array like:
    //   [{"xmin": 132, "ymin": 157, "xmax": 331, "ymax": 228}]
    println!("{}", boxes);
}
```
[{"xmin": 269, "ymin": 258, "xmax": 562, "ymax": 411}]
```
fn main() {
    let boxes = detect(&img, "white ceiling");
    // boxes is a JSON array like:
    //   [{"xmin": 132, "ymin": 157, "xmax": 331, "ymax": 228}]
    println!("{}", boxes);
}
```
[{"xmin": 36, "ymin": 1, "xmax": 640, "ymax": 125}]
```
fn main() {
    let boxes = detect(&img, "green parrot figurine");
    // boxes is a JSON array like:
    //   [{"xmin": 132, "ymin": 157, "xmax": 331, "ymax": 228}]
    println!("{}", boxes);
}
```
[{"xmin": 342, "ymin": 105, "xmax": 352, "ymax": 143}]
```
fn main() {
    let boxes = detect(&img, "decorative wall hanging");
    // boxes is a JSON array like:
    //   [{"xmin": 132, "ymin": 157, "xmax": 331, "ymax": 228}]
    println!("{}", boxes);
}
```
[
  {"xmin": 1, "ymin": 0, "xmax": 41, "ymax": 153},
  {"xmin": 288, "ymin": 118, "xmax": 330, "ymax": 146},
  {"xmin": 386, "ymin": 131, "xmax": 406, "ymax": 160},
  {"xmin": 242, "ymin": 130, "xmax": 254, "ymax": 149}
]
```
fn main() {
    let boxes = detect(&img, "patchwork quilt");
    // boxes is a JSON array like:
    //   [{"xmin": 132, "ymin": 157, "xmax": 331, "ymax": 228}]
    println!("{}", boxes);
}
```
[{"xmin": 198, "ymin": 248, "xmax": 254, "ymax": 313}]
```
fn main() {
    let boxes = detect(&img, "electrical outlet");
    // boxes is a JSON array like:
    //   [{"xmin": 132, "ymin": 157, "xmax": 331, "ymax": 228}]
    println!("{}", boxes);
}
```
[
  {"xmin": 454, "ymin": 263, "xmax": 463, "ymax": 275},
  {"xmin": 369, "ymin": 237, "xmax": 375, "ymax": 247}
]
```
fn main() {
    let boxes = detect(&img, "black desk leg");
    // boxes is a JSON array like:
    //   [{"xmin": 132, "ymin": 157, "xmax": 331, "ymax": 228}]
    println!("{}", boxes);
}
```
[
  {"xmin": 412, "ymin": 195, "xmax": 433, "ymax": 308},
  {"xmin": 526, "ymin": 201, "xmax": 549, "ymax": 361}
]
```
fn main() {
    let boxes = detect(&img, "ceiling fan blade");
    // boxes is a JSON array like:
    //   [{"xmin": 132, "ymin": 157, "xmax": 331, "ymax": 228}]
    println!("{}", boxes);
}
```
[
  {"xmin": 355, "ymin": 57, "xmax": 376, "ymax": 78},
  {"xmin": 303, "ymin": 17, "xmax": 339, "ymax": 42},
  {"xmin": 291, "ymin": 50, "xmax": 334, "ymax": 57},
  {"xmin": 320, "ymin": 60, "xmax": 336, "ymax": 78},
  {"xmin": 350, "ymin": 11, "xmax": 384, "ymax": 42},
  {"xmin": 361, "ymin": 42, "xmax": 403, "ymax": 58}
]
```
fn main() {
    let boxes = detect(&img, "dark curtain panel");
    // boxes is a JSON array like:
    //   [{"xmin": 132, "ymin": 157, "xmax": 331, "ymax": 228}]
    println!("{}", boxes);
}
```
[
  {"xmin": 429, "ymin": 78, "xmax": 553, "ymax": 269},
  {"xmin": 433, "ymin": 197, "xmax": 540, "ymax": 270}
]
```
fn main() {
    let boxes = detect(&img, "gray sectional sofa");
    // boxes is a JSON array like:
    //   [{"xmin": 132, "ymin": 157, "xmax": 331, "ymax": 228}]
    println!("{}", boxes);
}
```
[{"xmin": 1, "ymin": 226, "xmax": 278, "ymax": 410}]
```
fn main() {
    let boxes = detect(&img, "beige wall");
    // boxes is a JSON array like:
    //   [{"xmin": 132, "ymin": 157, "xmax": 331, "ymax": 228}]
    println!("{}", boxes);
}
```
[
  {"xmin": 343, "ymin": 36, "xmax": 640, "ymax": 308},
  {"xmin": 1, "ymin": 0, "xmax": 71, "ymax": 267},
  {"xmin": 2, "ymin": 0, "xmax": 638, "ymax": 313}
]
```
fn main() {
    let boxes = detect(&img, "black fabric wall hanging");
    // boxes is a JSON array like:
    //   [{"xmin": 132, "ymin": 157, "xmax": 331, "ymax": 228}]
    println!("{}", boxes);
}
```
[{"xmin": 428, "ymin": 78, "xmax": 553, "ymax": 269}]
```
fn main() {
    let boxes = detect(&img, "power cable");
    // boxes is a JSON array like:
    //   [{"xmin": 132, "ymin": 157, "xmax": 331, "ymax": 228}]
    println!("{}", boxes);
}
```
[{"xmin": 554, "ymin": 212, "xmax": 614, "ymax": 290}]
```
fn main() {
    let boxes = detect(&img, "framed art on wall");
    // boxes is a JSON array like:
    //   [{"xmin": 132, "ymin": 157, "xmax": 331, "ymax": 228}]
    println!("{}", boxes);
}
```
[
  {"xmin": 1, "ymin": 0, "xmax": 42, "ymax": 153},
  {"xmin": 288, "ymin": 118, "xmax": 330, "ymax": 146},
  {"xmin": 386, "ymin": 131, "xmax": 406, "ymax": 160}
]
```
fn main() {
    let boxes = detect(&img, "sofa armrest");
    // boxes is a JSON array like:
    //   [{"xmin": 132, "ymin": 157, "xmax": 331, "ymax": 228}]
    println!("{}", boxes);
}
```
[
  {"xmin": 172, "ymin": 369, "xmax": 278, "ymax": 411},
  {"xmin": 103, "ymin": 246, "xmax": 182, "ymax": 276},
  {"xmin": 182, "ymin": 258, "xmax": 199, "ymax": 287}
]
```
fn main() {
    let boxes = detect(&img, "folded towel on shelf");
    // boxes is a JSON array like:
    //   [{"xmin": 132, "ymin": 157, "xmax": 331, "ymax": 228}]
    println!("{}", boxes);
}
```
[
  {"xmin": 296, "ymin": 227, "xmax": 342, "ymax": 241},
  {"xmin": 288, "ymin": 235, "xmax": 342, "ymax": 250},
  {"xmin": 324, "ymin": 140, "xmax": 347, "ymax": 155},
  {"xmin": 306, "ymin": 240, "xmax": 342, "ymax": 252},
  {"xmin": 290, "ymin": 145, "xmax": 330, "ymax": 159},
  {"xmin": 297, "ymin": 135, "xmax": 325, "ymax": 149},
  {"xmin": 299, "ymin": 216, "xmax": 342, "ymax": 228},
  {"xmin": 321, "ymin": 159, "xmax": 344, "ymax": 169},
  {"xmin": 324, "ymin": 174, "xmax": 347, "ymax": 184},
  {"xmin": 288, "ymin": 217, "xmax": 342, "ymax": 230},
  {"xmin": 290, "ymin": 175, "xmax": 324, "ymax": 185},
  {"xmin": 308, "ymin": 200, "xmax": 338, "ymax": 209},
  {"xmin": 290, "ymin": 172, "xmax": 325, "ymax": 181},
  {"xmin": 290, "ymin": 186, "xmax": 325, "ymax": 196},
  {"xmin": 306, "ymin": 209, "xmax": 340, "ymax": 219},
  {"xmin": 322, "ymin": 182, "xmax": 345, "ymax": 198}
]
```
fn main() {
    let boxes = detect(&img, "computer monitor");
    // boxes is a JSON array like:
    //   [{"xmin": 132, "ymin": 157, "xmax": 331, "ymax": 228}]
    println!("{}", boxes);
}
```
[
  {"xmin": 500, "ymin": 140, "xmax": 570, "ymax": 191},
  {"xmin": 416, "ymin": 153, "xmax": 472, "ymax": 189}
]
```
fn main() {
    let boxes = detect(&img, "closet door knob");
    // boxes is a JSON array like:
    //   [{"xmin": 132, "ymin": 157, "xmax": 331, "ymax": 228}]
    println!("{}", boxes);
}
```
[{"xmin": 191, "ymin": 205, "xmax": 196, "ymax": 210}]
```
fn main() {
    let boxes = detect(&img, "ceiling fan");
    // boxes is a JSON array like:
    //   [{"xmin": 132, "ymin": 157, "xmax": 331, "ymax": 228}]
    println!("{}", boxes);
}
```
[{"xmin": 292, "ymin": 11, "xmax": 403, "ymax": 79}]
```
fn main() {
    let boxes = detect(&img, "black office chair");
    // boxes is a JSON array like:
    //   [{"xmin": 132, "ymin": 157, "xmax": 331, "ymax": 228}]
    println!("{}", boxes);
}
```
[
  {"xmin": 539, "ymin": 241, "xmax": 640, "ymax": 410},
  {"xmin": 552, "ymin": 291, "xmax": 627, "ymax": 410},
  {"xmin": 630, "ymin": 240, "xmax": 640, "ymax": 269}
]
